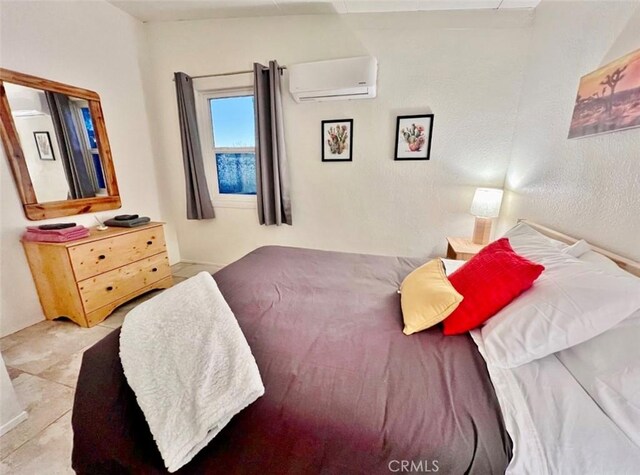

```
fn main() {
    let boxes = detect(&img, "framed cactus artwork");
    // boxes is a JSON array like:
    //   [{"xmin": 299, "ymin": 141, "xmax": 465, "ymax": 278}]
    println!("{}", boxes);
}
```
[
  {"xmin": 322, "ymin": 119, "xmax": 353, "ymax": 162},
  {"xmin": 394, "ymin": 114, "xmax": 434, "ymax": 160}
]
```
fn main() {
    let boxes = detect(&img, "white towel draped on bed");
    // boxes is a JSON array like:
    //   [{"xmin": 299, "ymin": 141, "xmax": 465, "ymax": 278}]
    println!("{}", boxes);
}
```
[{"xmin": 119, "ymin": 272, "xmax": 264, "ymax": 473}]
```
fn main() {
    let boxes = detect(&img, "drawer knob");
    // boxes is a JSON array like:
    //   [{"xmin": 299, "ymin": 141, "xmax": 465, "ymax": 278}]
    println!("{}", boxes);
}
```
[
  {"xmin": 98, "ymin": 254, "xmax": 106, "ymax": 260},
  {"xmin": 106, "ymin": 286, "xmax": 114, "ymax": 291},
  {"xmin": 151, "ymin": 267, "xmax": 158, "ymax": 272},
  {"xmin": 147, "ymin": 240, "xmax": 153, "ymax": 245}
]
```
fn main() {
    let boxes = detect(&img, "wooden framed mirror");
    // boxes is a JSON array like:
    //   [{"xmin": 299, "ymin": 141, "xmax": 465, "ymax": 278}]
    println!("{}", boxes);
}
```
[{"xmin": 0, "ymin": 68, "xmax": 121, "ymax": 220}]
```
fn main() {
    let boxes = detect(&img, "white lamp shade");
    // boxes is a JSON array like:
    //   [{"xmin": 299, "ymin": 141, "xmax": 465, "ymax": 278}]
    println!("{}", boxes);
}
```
[{"xmin": 470, "ymin": 188, "xmax": 503, "ymax": 218}]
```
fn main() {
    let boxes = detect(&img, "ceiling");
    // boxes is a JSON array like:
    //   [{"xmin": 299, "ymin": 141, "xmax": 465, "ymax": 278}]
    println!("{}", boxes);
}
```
[{"xmin": 108, "ymin": 0, "xmax": 541, "ymax": 23}]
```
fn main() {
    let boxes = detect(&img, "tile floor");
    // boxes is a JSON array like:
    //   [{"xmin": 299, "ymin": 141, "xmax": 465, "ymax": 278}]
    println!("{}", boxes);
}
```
[{"xmin": 0, "ymin": 262, "xmax": 221, "ymax": 475}]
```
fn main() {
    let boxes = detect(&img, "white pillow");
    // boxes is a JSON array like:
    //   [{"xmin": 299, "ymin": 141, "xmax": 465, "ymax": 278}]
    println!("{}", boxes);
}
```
[
  {"xmin": 562, "ymin": 239, "xmax": 591, "ymax": 258},
  {"xmin": 481, "ymin": 232, "xmax": 640, "ymax": 368},
  {"xmin": 564, "ymin": 238, "xmax": 633, "ymax": 276},
  {"xmin": 441, "ymin": 258, "xmax": 464, "ymax": 276},
  {"xmin": 580, "ymin": 250, "xmax": 628, "ymax": 273},
  {"xmin": 570, "ymin": 242, "xmax": 640, "ymax": 326},
  {"xmin": 503, "ymin": 222, "xmax": 568, "ymax": 251}
]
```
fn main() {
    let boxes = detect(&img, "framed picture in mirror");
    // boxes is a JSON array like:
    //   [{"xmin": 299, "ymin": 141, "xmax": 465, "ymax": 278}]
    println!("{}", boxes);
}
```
[{"xmin": 33, "ymin": 131, "xmax": 55, "ymax": 160}]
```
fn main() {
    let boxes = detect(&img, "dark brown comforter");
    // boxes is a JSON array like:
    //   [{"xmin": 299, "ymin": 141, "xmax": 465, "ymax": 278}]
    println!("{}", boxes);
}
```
[{"xmin": 72, "ymin": 246, "xmax": 511, "ymax": 474}]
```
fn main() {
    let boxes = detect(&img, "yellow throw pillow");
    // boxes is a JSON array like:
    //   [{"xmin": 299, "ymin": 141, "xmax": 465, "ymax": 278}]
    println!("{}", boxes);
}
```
[{"xmin": 400, "ymin": 259, "xmax": 463, "ymax": 335}]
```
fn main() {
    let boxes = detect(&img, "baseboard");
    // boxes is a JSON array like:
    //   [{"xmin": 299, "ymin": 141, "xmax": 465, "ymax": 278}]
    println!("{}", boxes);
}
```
[
  {"xmin": 0, "ymin": 411, "xmax": 28, "ymax": 437},
  {"xmin": 176, "ymin": 259, "xmax": 228, "ymax": 269}
]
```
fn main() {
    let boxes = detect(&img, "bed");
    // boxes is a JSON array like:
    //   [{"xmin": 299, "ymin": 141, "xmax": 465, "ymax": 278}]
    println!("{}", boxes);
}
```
[
  {"xmin": 71, "ymin": 222, "xmax": 640, "ymax": 474},
  {"xmin": 72, "ymin": 246, "xmax": 511, "ymax": 474}
]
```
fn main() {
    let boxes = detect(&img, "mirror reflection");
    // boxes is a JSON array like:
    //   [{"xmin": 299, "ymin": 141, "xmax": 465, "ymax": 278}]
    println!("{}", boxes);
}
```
[{"xmin": 5, "ymin": 83, "xmax": 107, "ymax": 202}]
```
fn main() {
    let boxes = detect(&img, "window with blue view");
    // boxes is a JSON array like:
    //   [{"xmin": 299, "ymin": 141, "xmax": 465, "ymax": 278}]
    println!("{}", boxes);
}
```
[
  {"xmin": 81, "ymin": 107, "xmax": 97, "ymax": 148},
  {"xmin": 81, "ymin": 106, "xmax": 106, "ymax": 190},
  {"xmin": 209, "ymin": 95, "xmax": 256, "ymax": 195}
]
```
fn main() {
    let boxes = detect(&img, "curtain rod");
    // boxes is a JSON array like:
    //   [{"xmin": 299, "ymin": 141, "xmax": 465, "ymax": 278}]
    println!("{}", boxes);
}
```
[{"xmin": 173, "ymin": 66, "xmax": 287, "ymax": 81}]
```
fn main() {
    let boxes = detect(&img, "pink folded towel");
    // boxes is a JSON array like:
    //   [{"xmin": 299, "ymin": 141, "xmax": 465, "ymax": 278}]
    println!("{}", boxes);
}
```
[
  {"xmin": 23, "ymin": 229, "xmax": 90, "ymax": 243},
  {"xmin": 26, "ymin": 225, "xmax": 87, "ymax": 236}
]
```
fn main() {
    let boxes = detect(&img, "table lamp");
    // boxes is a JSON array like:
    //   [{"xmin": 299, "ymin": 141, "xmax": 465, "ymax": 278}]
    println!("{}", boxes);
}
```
[{"xmin": 470, "ymin": 188, "xmax": 503, "ymax": 244}]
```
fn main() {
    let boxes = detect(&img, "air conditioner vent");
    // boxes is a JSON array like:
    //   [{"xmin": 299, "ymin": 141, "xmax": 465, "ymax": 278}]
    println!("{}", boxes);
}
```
[{"xmin": 289, "ymin": 56, "xmax": 378, "ymax": 103}]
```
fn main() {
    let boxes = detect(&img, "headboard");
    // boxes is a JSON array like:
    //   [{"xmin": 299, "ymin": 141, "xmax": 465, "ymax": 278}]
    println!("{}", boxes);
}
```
[{"xmin": 519, "ymin": 220, "xmax": 640, "ymax": 278}]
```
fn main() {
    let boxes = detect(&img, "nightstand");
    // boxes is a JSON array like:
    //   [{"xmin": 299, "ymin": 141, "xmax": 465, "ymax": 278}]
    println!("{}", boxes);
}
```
[{"xmin": 446, "ymin": 237, "xmax": 486, "ymax": 261}]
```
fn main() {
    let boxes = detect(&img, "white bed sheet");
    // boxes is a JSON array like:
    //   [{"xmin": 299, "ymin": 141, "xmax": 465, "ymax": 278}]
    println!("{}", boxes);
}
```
[{"xmin": 471, "ymin": 325, "xmax": 640, "ymax": 474}]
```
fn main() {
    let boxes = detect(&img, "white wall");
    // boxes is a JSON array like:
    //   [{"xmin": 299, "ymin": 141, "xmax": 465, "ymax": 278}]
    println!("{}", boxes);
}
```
[
  {"xmin": 13, "ymin": 114, "xmax": 68, "ymax": 203},
  {"xmin": 502, "ymin": 1, "xmax": 640, "ymax": 260},
  {"xmin": 141, "ymin": 10, "xmax": 533, "ymax": 267},
  {"xmin": 0, "ymin": 356, "xmax": 25, "ymax": 436},
  {"xmin": 0, "ymin": 1, "xmax": 174, "ymax": 337},
  {"xmin": 4, "ymin": 84, "xmax": 69, "ymax": 202}
]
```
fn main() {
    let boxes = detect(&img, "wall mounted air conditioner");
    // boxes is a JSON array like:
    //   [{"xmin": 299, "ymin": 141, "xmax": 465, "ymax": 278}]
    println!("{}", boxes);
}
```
[{"xmin": 289, "ymin": 56, "xmax": 378, "ymax": 103}]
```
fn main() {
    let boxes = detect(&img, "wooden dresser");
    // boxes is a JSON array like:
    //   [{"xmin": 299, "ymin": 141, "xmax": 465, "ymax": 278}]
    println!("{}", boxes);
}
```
[{"xmin": 22, "ymin": 222, "xmax": 172, "ymax": 328}]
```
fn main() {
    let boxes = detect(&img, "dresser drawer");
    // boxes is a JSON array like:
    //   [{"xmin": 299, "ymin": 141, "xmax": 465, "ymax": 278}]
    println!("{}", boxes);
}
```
[
  {"xmin": 69, "ymin": 226, "xmax": 166, "ymax": 280},
  {"xmin": 78, "ymin": 252, "xmax": 170, "ymax": 313}
]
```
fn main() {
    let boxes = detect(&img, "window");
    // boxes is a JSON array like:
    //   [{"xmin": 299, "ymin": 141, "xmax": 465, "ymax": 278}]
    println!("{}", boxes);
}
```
[
  {"xmin": 69, "ymin": 99, "xmax": 106, "ymax": 194},
  {"xmin": 199, "ymin": 89, "xmax": 257, "ymax": 207},
  {"xmin": 210, "ymin": 95, "xmax": 256, "ymax": 195},
  {"xmin": 197, "ymin": 86, "xmax": 258, "ymax": 207},
  {"xmin": 79, "ymin": 106, "xmax": 106, "ymax": 190}
]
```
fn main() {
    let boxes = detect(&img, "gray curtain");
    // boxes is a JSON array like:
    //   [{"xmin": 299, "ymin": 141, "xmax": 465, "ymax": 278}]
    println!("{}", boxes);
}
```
[
  {"xmin": 46, "ymin": 92, "xmax": 96, "ymax": 199},
  {"xmin": 253, "ymin": 61, "xmax": 292, "ymax": 225},
  {"xmin": 174, "ymin": 72, "xmax": 215, "ymax": 220}
]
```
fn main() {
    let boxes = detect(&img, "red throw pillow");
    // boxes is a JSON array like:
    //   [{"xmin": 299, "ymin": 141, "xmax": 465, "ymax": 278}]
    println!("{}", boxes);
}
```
[{"xmin": 442, "ymin": 238, "xmax": 544, "ymax": 335}]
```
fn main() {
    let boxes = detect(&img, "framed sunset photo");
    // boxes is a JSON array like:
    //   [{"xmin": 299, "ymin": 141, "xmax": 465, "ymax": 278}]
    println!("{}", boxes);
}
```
[
  {"xmin": 322, "ymin": 119, "xmax": 353, "ymax": 162},
  {"xmin": 394, "ymin": 114, "xmax": 434, "ymax": 160},
  {"xmin": 569, "ymin": 48, "xmax": 640, "ymax": 139}
]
